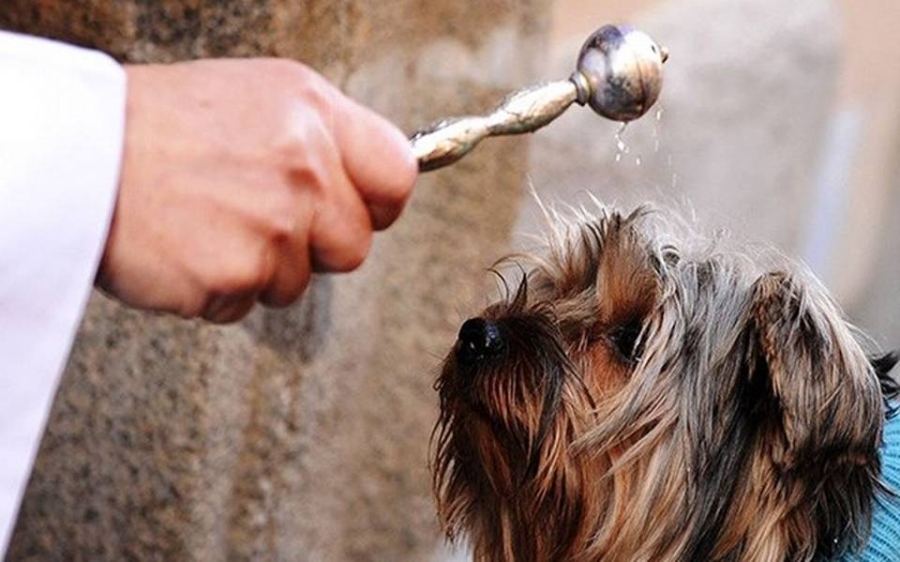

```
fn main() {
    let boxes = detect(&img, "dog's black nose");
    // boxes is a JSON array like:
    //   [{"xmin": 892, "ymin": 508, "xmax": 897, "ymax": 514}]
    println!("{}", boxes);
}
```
[{"xmin": 456, "ymin": 318, "xmax": 505, "ymax": 364}]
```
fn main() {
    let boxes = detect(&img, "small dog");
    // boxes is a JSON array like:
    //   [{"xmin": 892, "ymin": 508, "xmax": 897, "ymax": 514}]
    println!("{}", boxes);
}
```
[{"xmin": 432, "ymin": 205, "xmax": 899, "ymax": 561}]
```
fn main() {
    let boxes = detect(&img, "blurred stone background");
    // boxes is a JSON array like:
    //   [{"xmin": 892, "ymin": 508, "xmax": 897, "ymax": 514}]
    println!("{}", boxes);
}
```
[{"xmin": 1, "ymin": 0, "xmax": 898, "ymax": 560}]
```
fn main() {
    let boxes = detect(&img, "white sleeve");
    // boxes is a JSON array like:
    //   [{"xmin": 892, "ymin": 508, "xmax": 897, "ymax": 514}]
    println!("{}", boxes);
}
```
[{"xmin": 0, "ymin": 31, "xmax": 126, "ymax": 553}]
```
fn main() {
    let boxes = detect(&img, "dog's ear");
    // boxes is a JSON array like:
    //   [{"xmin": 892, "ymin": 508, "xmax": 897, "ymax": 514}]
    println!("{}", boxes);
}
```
[
  {"xmin": 747, "ymin": 271, "xmax": 884, "ymax": 555},
  {"xmin": 871, "ymin": 351, "xmax": 900, "ymax": 405},
  {"xmin": 871, "ymin": 352, "xmax": 899, "ymax": 378},
  {"xmin": 749, "ymin": 271, "xmax": 883, "ymax": 467}
]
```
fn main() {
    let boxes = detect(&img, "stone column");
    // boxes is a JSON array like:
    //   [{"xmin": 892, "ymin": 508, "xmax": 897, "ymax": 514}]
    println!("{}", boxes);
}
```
[{"xmin": 0, "ymin": 1, "xmax": 549, "ymax": 559}]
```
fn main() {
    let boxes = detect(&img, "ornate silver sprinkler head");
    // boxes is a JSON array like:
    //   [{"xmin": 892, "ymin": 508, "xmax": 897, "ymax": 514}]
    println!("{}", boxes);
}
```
[{"xmin": 411, "ymin": 24, "xmax": 668, "ymax": 172}]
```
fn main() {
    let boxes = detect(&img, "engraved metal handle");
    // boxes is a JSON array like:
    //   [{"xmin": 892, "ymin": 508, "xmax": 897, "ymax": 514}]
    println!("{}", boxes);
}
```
[
  {"xmin": 410, "ymin": 25, "xmax": 669, "ymax": 172},
  {"xmin": 411, "ymin": 81, "xmax": 579, "ymax": 172}
]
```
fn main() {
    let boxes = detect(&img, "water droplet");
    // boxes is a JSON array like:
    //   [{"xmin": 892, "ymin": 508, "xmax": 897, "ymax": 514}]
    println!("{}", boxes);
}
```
[
  {"xmin": 635, "ymin": 155, "xmax": 643, "ymax": 166},
  {"xmin": 671, "ymin": 173, "xmax": 679, "ymax": 187},
  {"xmin": 614, "ymin": 123, "xmax": 631, "ymax": 161},
  {"xmin": 648, "ymin": 107, "xmax": 665, "ymax": 154}
]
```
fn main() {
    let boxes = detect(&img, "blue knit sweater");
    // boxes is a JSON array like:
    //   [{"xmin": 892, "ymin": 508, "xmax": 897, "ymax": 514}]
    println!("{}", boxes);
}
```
[{"xmin": 838, "ymin": 410, "xmax": 900, "ymax": 561}]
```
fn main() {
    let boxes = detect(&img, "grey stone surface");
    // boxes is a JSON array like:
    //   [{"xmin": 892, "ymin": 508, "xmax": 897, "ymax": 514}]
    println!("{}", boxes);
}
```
[
  {"xmin": 0, "ymin": 1, "xmax": 549, "ymax": 560},
  {"xmin": 849, "ymin": 123, "xmax": 900, "ymax": 350}
]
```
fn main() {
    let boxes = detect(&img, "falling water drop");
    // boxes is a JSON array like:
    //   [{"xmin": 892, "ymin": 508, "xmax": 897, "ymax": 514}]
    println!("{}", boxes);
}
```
[
  {"xmin": 614, "ymin": 122, "xmax": 631, "ymax": 163},
  {"xmin": 651, "ymin": 107, "xmax": 664, "ymax": 153},
  {"xmin": 635, "ymin": 155, "xmax": 643, "ymax": 166}
]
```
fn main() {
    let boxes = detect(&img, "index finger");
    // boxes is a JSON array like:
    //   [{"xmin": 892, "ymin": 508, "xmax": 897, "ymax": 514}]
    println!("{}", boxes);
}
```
[{"xmin": 329, "ymin": 94, "xmax": 418, "ymax": 230}]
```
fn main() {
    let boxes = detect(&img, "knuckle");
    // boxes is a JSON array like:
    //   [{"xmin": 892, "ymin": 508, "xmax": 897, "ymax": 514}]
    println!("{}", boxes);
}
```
[
  {"xmin": 275, "ymin": 60, "xmax": 336, "ymax": 115},
  {"xmin": 293, "ymin": 160, "xmax": 329, "ymax": 196},
  {"xmin": 267, "ymin": 216, "xmax": 297, "ymax": 247},
  {"xmin": 300, "ymin": 80, "xmax": 334, "ymax": 114},
  {"xmin": 294, "ymin": 70, "xmax": 339, "ymax": 115},
  {"xmin": 210, "ymin": 257, "xmax": 270, "ymax": 296},
  {"xmin": 264, "ymin": 58, "xmax": 316, "ymax": 85},
  {"xmin": 271, "ymin": 130, "xmax": 306, "ymax": 165},
  {"xmin": 271, "ymin": 131, "xmax": 331, "ymax": 196},
  {"xmin": 264, "ymin": 193, "xmax": 301, "ymax": 245}
]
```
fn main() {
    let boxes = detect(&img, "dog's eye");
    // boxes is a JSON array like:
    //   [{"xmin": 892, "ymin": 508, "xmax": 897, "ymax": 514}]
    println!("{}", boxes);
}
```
[{"xmin": 608, "ymin": 320, "xmax": 643, "ymax": 363}]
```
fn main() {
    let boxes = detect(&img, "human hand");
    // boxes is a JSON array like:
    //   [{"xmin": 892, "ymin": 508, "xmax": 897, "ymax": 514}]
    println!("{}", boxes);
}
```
[{"xmin": 97, "ymin": 59, "xmax": 417, "ymax": 323}]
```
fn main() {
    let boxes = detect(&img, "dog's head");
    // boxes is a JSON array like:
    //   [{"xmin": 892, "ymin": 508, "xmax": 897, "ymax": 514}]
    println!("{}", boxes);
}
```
[{"xmin": 433, "ymin": 206, "xmax": 898, "ymax": 562}]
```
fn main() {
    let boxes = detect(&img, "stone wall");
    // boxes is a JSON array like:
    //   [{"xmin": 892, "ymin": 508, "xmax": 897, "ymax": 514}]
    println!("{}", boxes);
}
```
[{"xmin": 0, "ymin": 2, "xmax": 549, "ymax": 559}]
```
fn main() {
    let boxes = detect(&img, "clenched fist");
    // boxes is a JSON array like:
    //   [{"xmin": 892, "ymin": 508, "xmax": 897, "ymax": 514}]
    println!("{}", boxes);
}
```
[{"xmin": 97, "ymin": 59, "xmax": 417, "ymax": 323}]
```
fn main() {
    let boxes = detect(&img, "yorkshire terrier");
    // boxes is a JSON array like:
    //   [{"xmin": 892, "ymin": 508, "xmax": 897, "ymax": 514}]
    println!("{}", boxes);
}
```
[{"xmin": 432, "ymin": 206, "xmax": 899, "ymax": 561}]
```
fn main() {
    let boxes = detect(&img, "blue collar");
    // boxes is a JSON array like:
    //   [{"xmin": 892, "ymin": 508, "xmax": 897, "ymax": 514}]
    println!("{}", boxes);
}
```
[{"xmin": 838, "ymin": 408, "xmax": 900, "ymax": 561}]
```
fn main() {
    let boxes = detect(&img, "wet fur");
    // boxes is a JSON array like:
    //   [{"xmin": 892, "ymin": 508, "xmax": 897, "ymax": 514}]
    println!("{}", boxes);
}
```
[{"xmin": 433, "ymin": 206, "xmax": 899, "ymax": 562}]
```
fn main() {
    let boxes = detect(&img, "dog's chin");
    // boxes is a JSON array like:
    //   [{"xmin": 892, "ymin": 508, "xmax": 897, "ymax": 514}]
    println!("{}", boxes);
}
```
[{"xmin": 439, "ymin": 360, "xmax": 551, "ymax": 455}]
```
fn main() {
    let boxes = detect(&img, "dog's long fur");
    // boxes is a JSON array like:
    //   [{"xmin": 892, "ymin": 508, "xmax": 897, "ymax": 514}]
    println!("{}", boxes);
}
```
[{"xmin": 433, "ymin": 206, "xmax": 899, "ymax": 562}]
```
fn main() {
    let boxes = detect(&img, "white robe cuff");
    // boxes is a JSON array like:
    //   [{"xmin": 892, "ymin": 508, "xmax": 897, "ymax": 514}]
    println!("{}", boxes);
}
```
[{"xmin": 0, "ymin": 31, "xmax": 126, "ymax": 554}]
